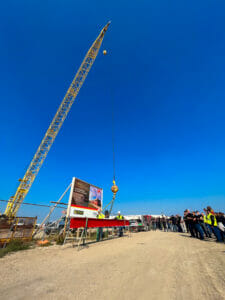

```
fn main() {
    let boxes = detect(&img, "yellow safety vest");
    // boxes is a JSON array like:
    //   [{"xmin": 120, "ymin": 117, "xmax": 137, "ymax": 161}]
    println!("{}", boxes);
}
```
[
  {"xmin": 116, "ymin": 215, "xmax": 123, "ymax": 220},
  {"xmin": 203, "ymin": 215, "xmax": 207, "ymax": 223},
  {"xmin": 207, "ymin": 213, "xmax": 217, "ymax": 226},
  {"xmin": 97, "ymin": 213, "xmax": 105, "ymax": 219},
  {"xmin": 211, "ymin": 214, "xmax": 217, "ymax": 226},
  {"xmin": 206, "ymin": 213, "xmax": 212, "ymax": 225}
]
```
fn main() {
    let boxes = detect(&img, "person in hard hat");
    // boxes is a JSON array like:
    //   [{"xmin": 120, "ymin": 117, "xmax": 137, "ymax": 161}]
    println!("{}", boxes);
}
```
[
  {"xmin": 116, "ymin": 211, "xmax": 124, "ymax": 237},
  {"xmin": 96, "ymin": 208, "xmax": 105, "ymax": 242},
  {"xmin": 116, "ymin": 211, "xmax": 123, "ymax": 220}
]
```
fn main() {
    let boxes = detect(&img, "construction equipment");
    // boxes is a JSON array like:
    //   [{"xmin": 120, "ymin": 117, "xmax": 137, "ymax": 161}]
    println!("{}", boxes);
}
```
[
  {"xmin": 108, "ymin": 180, "xmax": 119, "ymax": 216},
  {"xmin": 4, "ymin": 21, "xmax": 111, "ymax": 218}
]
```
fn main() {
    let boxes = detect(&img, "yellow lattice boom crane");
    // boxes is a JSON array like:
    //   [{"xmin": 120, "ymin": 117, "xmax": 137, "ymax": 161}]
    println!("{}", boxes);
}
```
[{"xmin": 4, "ymin": 22, "xmax": 111, "ymax": 218}]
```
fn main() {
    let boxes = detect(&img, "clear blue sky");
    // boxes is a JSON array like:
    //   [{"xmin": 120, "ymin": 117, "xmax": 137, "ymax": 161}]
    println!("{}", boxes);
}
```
[{"xmin": 0, "ymin": 0, "xmax": 225, "ymax": 220}]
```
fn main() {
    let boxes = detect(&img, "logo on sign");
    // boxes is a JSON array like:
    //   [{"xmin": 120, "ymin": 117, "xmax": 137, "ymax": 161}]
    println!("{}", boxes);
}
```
[{"xmin": 74, "ymin": 209, "xmax": 84, "ymax": 215}]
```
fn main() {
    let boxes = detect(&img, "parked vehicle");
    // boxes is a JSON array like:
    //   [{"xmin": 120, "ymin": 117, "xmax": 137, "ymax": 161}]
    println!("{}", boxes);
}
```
[
  {"xmin": 126, "ymin": 216, "xmax": 147, "ymax": 232},
  {"xmin": 44, "ymin": 216, "xmax": 68, "ymax": 235}
]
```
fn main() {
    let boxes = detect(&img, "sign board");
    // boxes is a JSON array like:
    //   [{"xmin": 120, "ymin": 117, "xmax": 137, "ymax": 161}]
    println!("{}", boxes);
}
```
[{"xmin": 67, "ymin": 178, "xmax": 103, "ymax": 219}]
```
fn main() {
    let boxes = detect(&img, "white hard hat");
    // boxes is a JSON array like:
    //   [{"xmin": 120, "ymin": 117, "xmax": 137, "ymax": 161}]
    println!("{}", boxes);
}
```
[{"xmin": 118, "ymin": 211, "xmax": 121, "ymax": 214}]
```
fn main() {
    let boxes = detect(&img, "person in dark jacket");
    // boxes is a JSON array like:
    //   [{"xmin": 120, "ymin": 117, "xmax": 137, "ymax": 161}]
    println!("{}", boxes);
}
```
[{"xmin": 193, "ymin": 211, "xmax": 204, "ymax": 240}]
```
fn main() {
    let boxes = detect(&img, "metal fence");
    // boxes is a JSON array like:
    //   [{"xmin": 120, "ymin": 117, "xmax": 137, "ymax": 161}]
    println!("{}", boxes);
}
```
[{"xmin": 0, "ymin": 217, "xmax": 37, "ymax": 246}]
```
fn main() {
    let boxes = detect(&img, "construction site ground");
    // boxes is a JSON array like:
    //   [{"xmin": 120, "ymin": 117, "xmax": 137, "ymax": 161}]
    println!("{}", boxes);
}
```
[{"xmin": 0, "ymin": 231, "xmax": 225, "ymax": 300}]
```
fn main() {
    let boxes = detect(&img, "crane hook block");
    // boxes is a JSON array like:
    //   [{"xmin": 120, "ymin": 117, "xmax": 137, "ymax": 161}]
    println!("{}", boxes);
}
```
[{"xmin": 111, "ymin": 183, "xmax": 119, "ymax": 194}]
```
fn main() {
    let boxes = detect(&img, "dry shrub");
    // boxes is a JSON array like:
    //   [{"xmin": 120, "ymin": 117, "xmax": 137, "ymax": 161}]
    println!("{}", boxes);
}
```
[{"xmin": 0, "ymin": 239, "xmax": 31, "ymax": 258}]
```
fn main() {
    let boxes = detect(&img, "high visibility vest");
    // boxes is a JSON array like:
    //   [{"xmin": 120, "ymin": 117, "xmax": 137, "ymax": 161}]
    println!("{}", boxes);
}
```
[
  {"xmin": 206, "ymin": 213, "xmax": 212, "ymax": 225},
  {"xmin": 207, "ymin": 213, "xmax": 218, "ymax": 226},
  {"xmin": 97, "ymin": 213, "xmax": 105, "ymax": 219},
  {"xmin": 213, "ymin": 216, "xmax": 217, "ymax": 226},
  {"xmin": 116, "ymin": 215, "xmax": 123, "ymax": 220},
  {"xmin": 203, "ymin": 215, "xmax": 207, "ymax": 223}
]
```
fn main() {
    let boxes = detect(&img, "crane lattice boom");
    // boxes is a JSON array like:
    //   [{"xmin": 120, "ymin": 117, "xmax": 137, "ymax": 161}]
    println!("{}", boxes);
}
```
[{"xmin": 5, "ymin": 22, "xmax": 110, "ymax": 218}]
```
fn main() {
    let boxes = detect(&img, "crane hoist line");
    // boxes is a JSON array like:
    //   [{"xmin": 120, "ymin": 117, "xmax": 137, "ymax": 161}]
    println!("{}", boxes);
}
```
[{"xmin": 4, "ymin": 21, "xmax": 111, "ymax": 218}]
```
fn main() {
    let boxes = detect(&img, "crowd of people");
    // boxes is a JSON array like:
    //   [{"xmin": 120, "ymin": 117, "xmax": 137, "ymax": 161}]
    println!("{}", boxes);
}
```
[
  {"xmin": 95, "ymin": 206, "xmax": 225, "ymax": 243},
  {"xmin": 149, "ymin": 206, "xmax": 225, "ymax": 243}
]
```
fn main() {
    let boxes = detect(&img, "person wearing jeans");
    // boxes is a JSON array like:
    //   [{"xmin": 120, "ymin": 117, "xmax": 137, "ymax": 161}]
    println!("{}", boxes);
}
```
[
  {"xmin": 193, "ymin": 211, "xmax": 204, "ymax": 240},
  {"xmin": 194, "ymin": 223, "xmax": 204, "ymax": 240},
  {"xmin": 206, "ymin": 206, "xmax": 222, "ymax": 242},
  {"xmin": 184, "ymin": 210, "xmax": 196, "ymax": 237}
]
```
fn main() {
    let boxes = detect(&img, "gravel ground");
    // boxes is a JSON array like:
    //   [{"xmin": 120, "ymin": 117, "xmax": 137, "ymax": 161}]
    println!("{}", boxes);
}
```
[{"xmin": 0, "ymin": 231, "xmax": 224, "ymax": 300}]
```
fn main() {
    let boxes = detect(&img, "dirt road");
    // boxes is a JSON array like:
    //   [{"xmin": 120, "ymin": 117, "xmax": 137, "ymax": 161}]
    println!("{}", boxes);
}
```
[{"xmin": 0, "ymin": 231, "xmax": 224, "ymax": 300}]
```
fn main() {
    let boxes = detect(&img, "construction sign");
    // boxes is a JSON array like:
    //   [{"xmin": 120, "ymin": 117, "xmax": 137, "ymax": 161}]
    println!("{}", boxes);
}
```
[{"xmin": 67, "ymin": 178, "xmax": 103, "ymax": 218}]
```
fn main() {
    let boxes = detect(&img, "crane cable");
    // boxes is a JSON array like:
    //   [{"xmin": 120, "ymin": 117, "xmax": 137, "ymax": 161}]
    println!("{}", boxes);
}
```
[
  {"xmin": 112, "ymin": 90, "xmax": 116, "ymax": 185},
  {"xmin": 108, "ymin": 89, "xmax": 119, "ymax": 216},
  {"xmin": 102, "ymin": 49, "xmax": 118, "ymax": 216}
]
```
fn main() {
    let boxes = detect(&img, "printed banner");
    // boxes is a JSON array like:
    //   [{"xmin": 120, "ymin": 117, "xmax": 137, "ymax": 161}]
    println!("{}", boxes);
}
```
[{"xmin": 69, "ymin": 178, "xmax": 103, "ymax": 218}]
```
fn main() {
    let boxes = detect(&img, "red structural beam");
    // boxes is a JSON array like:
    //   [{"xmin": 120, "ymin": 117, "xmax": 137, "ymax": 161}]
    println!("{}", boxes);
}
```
[{"xmin": 70, "ymin": 217, "xmax": 129, "ymax": 229}]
